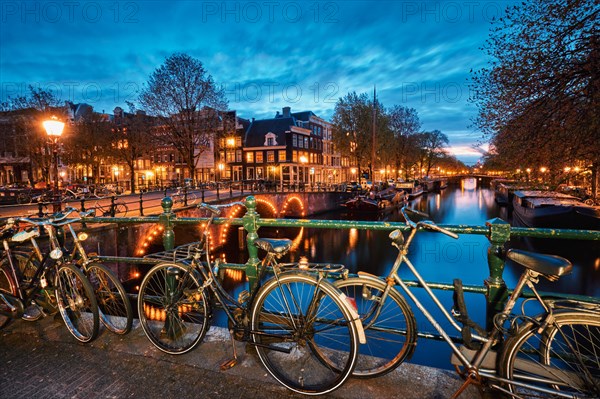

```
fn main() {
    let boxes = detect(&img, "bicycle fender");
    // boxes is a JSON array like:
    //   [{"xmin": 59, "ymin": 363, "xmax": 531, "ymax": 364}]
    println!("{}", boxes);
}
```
[{"xmin": 338, "ymin": 291, "xmax": 367, "ymax": 344}]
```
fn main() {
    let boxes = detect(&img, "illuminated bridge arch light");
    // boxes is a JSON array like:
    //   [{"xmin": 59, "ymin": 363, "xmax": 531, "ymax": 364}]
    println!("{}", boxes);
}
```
[
  {"xmin": 281, "ymin": 196, "xmax": 305, "ymax": 217},
  {"xmin": 136, "ymin": 225, "xmax": 164, "ymax": 257}
]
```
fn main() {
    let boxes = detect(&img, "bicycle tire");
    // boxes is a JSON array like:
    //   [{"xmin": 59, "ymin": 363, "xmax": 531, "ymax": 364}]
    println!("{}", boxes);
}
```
[
  {"xmin": 334, "ymin": 276, "xmax": 417, "ymax": 378},
  {"xmin": 115, "ymin": 203, "xmax": 128, "ymax": 216},
  {"xmin": 55, "ymin": 262, "xmax": 99, "ymax": 343},
  {"xmin": 16, "ymin": 193, "xmax": 31, "ymax": 204},
  {"xmin": 0, "ymin": 264, "xmax": 18, "ymax": 329},
  {"xmin": 137, "ymin": 262, "xmax": 211, "ymax": 355},
  {"xmin": 499, "ymin": 311, "xmax": 600, "ymax": 398},
  {"xmin": 187, "ymin": 193, "xmax": 198, "ymax": 205},
  {"xmin": 85, "ymin": 262, "xmax": 133, "ymax": 335},
  {"xmin": 250, "ymin": 273, "xmax": 359, "ymax": 395}
]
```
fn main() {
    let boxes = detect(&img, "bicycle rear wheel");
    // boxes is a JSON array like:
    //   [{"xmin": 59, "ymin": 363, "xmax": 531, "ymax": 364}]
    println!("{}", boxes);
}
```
[
  {"xmin": 251, "ymin": 273, "xmax": 359, "ymax": 395},
  {"xmin": 334, "ymin": 276, "xmax": 417, "ymax": 378},
  {"xmin": 137, "ymin": 262, "xmax": 211, "ymax": 354},
  {"xmin": 499, "ymin": 311, "xmax": 600, "ymax": 398},
  {"xmin": 55, "ymin": 262, "xmax": 99, "ymax": 343},
  {"xmin": 114, "ymin": 203, "xmax": 128, "ymax": 216},
  {"xmin": 85, "ymin": 262, "xmax": 133, "ymax": 335},
  {"xmin": 0, "ymin": 264, "xmax": 19, "ymax": 329}
]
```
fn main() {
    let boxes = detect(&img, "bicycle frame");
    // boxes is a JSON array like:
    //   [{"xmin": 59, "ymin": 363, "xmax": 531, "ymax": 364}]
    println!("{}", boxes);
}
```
[{"xmin": 373, "ymin": 221, "xmax": 568, "ymax": 392}]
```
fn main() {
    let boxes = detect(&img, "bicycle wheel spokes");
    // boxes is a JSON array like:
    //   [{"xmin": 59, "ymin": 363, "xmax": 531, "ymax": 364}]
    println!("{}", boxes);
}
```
[
  {"xmin": 137, "ymin": 263, "xmax": 210, "ymax": 355},
  {"xmin": 334, "ymin": 277, "xmax": 417, "ymax": 378},
  {"xmin": 55, "ymin": 263, "xmax": 99, "ymax": 343},
  {"xmin": 251, "ymin": 274, "xmax": 358, "ymax": 395},
  {"xmin": 86, "ymin": 263, "xmax": 133, "ymax": 335},
  {"xmin": 501, "ymin": 312, "xmax": 600, "ymax": 398}
]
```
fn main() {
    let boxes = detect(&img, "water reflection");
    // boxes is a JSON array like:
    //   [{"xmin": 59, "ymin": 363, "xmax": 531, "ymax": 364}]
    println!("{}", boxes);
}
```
[{"xmin": 161, "ymin": 180, "xmax": 599, "ymax": 369}]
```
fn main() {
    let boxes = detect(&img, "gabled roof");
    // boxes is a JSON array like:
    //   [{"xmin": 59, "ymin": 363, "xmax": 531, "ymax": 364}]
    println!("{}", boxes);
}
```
[
  {"xmin": 291, "ymin": 111, "xmax": 315, "ymax": 122},
  {"xmin": 245, "ymin": 117, "xmax": 294, "ymax": 147}
]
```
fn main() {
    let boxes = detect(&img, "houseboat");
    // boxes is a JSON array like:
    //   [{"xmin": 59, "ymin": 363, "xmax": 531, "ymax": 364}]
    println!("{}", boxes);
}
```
[{"xmin": 512, "ymin": 190, "xmax": 600, "ymax": 230}]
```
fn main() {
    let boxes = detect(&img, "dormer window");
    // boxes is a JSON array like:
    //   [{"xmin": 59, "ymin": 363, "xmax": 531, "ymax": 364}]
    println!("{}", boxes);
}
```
[{"xmin": 264, "ymin": 132, "xmax": 278, "ymax": 146}]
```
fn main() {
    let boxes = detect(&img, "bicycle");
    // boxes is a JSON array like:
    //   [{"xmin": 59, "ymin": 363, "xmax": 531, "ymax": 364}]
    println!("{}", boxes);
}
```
[
  {"xmin": 333, "ymin": 205, "xmax": 600, "ymax": 398},
  {"xmin": 55, "ymin": 207, "xmax": 133, "ymax": 335},
  {"xmin": 63, "ymin": 186, "xmax": 91, "ymax": 202},
  {"xmin": 0, "ymin": 214, "xmax": 100, "ymax": 343},
  {"xmin": 171, "ymin": 186, "xmax": 197, "ymax": 206},
  {"xmin": 137, "ymin": 199, "xmax": 364, "ymax": 395},
  {"xmin": 93, "ymin": 198, "xmax": 128, "ymax": 217}
]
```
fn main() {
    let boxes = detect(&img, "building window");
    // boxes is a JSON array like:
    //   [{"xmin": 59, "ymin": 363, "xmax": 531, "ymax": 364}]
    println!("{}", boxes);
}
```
[
  {"xmin": 278, "ymin": 150, "xmax": 286, "ymax": 162},
  {"xmin": 226, "ymin": 151, "xmax": 235, "ymax": 163},
  {"xmin": 292, "ymin": 134, "xmax": 298, "ymax": 147},
  {"xmin": 236, "ymin": 150, "xmax": 242, "ymax": 162},
  {"xmin": 292, "ymin": 151, "xmax": 298, "ymax": 162},
  {"xmin": 236, "ymin": 137, "xmax": 242, "ymax": 147},
  {"xmin": 304, "ymin": 137, "xmax": 309, "ymax": 148},
  {"xmin": 256, "ymin": 151, "xmax": 264, "ymax": 163},
  {"xmin": 246, "ymin": 152, "xmax": 254, "ymax": 163},
  {"xmin": 267, "ymin": 151, "xmax": 274, "ymax": 162}
]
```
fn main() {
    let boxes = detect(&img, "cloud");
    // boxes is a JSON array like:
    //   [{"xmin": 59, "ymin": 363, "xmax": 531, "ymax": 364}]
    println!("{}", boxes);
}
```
[{"xmin": 1, "ymin": 0, "xmax": 504, "ymax": 163}]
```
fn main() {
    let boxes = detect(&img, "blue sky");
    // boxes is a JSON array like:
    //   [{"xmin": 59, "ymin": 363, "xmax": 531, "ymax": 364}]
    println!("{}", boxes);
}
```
[{"xmin": 0, "ymin": 1, "xmax": 514, "ymax": 165}]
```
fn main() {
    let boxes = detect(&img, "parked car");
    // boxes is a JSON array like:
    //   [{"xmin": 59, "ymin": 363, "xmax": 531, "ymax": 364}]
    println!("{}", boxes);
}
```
[{"xmin": 346, "ymin": 181, "xmax": 360, "ymax": 192}]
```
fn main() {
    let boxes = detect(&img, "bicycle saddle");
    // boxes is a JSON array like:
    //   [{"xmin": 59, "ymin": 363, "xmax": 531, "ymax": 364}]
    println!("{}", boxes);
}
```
[
  {"xmin": 506, "ymin": 249, "xmax": 572, "ymax": 279},
  {"xmin": 254, "ymin": 238, "xmax": 292, "ymax": 256}
]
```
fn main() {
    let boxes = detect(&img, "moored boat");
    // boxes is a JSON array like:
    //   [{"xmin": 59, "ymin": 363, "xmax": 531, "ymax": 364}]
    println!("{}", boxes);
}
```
[
  {"xmin": 396, "ymin": 181, "xmax": 424, "ymax": 199},
  {"xmin": 512, "ymin": 190, "xmax": 600, "ymax": 230}
]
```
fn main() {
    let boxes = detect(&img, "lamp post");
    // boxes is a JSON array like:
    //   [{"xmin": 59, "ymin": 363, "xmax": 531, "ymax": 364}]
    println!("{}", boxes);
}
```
[
  {"xmin": 43, "ymin": 117, "xmax": 65, "ymax": 206},
  {"xmin": 218, "ymin": 162, "xmax": 224, "ymax": 181}
]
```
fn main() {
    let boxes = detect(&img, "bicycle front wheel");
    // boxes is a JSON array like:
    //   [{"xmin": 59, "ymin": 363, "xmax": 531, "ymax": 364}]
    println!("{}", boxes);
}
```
[
  {"xmin": 85, "ymin": 262, "xmax": 133, "ymax": 335},
  {"xmin": 334, "ymin": 276, "xmax": 417, "ymax": 378},
  {"xmin": 251, "ymin": 273, "xmax": 359, "ymax": 395},
  {"xmin": 499, "ymin": 311, "xmax": 600, "ymax": 398},
  {"xmin": 115, "ymin": 203, "xmax": 128, "ymax": 216},
  {"xmin": 137, "ymin": 262, "xmax": 211, "ymax": 355},
  {"xmin": 55, "ymin": 263, "xmax": 99, "ymax": 343}
]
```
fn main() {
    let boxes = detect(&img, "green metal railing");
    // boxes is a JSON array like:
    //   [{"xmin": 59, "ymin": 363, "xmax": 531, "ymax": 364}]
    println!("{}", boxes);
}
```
[{"xmin": 89, "ymin": 195, "xmax": 600, "ymax": 330}]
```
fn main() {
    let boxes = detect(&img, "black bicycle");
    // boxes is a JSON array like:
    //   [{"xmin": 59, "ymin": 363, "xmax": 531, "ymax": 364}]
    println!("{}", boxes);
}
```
[{"xmin": 0, "ymin": 215, "xmax": 99, "ymax": 343}]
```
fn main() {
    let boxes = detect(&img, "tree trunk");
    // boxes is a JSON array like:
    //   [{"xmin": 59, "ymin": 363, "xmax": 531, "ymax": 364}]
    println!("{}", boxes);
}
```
[
  {"xmin": 128, "ymin": 161, "xmax": 136, "ymax": 194},
  {"xmin": 592, "ymin": 162, "xmax": 598, "ymax": 198}
]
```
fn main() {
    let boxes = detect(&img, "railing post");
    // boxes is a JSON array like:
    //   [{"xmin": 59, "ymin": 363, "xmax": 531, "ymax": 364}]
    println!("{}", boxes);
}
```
[
  {"xmin": 229, "ymin": 184, "xmax": 233, "ymax": 199},
  {"xmin": 183, "ymin": 186, "xmax": 188, "ymax": 206},
  {"xmin": 485, "ymin": 218, "xmax": 510, "ymax": 330},
  {"xmin": 201, "ymin": 186, "xmax": 205, "ymax": 203},
  {"xmin": 110, "ymin": 195, "xmax": 116, "ymax": 217},
  {"xmin": 139, "ymin": 192, "xmax": 144, "ymax": 216},
  {"xmin": 243, "ymin": 195, "xmax": 260, "ymax": 289},
  {"xmin": 216, "ymin": 184, "xmax": 220, "ymax": 200},
  {"xmin": 159, "ymin": 197, "xmax": 175, "ymax": 250}
]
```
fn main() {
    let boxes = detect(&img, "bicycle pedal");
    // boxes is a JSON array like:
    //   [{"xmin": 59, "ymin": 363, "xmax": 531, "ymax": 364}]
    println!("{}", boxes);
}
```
[{"xmin": 220, "ymin": 358, "xmax": 238, "ymax": 370}]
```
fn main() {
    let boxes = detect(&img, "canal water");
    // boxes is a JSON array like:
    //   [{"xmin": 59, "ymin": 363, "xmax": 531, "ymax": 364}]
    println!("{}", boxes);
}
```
[{"xmin": 163, "ymin": 178, "xmax": 600, "ymax": 370}]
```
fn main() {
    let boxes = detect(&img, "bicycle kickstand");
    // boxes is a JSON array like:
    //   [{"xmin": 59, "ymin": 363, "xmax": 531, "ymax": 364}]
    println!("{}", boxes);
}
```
[
  {"xmin": 451, "ymin": 370, "xmax": 480, "ymax": 399},
  {"xmin": 220, "ymin": 332, "xmax": 238, "ymax": 371}
]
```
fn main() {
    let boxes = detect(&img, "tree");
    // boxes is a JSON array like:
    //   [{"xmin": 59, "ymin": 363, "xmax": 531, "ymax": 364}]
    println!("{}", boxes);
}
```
[
  {"xmin": 471, "ymin": 0, "xmax": 599, "ymax": 193},
  {"xmin": 332, "ymin": 91, "xmax": 388, "ymax": 180},
  {"xmin": 62, "ymin": 108, "xmax": 113, "ymax": 185},
  {"xmin": 139, "ymin": 53, "xmax": 228, "ymax": 183},
  {"xmin": 417, "ymin": 130, "xmax": 449, "ymax": 177},
  {"xmin": 387, "ymin": 105, "xmax": 421, "ymax": 179},
  {"xmin": 108, "ymin": 102, "xmax": 155, "ymax": 193},
  {"xmin": 0, "ymin": 86, "xmax": 66, "ymax": 186}
]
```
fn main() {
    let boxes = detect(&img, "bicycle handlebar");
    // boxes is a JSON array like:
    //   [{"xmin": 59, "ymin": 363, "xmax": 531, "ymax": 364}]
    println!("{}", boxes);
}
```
[
  {"xmin": 19, "ymin": 207, "xmax": 94, "ymax": 227},
  {"xmin": 199, "ymin": 201, "xmax": 246, "ymax": 215},
  {"xmin": 400, "ymin": 206, "xmax": 458, "ymax": 239}
]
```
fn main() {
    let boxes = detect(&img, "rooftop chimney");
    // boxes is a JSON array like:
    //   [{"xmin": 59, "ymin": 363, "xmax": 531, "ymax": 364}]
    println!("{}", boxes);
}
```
[{"xmin": 282, "ymin": 106, "xmax": 291, "ymax": 118}]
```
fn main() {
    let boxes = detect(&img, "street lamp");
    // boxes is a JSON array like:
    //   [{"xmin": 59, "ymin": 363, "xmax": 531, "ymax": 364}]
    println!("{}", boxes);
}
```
[{"xmin": 43, "ymin": 116, "xmax": 65, "ymax": 204}]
